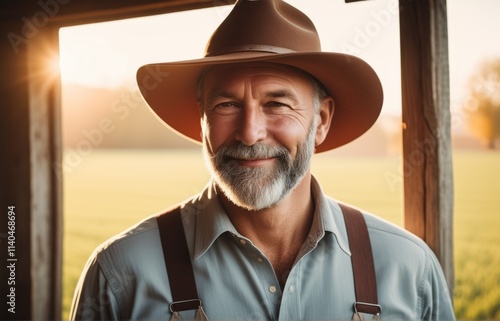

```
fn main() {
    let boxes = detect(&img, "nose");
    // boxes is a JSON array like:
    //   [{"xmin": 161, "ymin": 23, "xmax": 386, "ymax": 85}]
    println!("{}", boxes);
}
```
[{"xmin": 234, "ymin": 106, "xmax": 267, "ymax": 146}]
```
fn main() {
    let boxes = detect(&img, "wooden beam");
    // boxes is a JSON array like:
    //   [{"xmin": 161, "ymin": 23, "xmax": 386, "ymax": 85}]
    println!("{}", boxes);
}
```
[
  {"xmin": 54, "ymin": 0, "xmax": 235, "ymax": 26},
  {"xmin": 1, "ymin": 0, "xmax": 236, "ymax": 28},
  {"xmin": 399, "ymin": 0, "xmax": 454, "ymax": 289}
]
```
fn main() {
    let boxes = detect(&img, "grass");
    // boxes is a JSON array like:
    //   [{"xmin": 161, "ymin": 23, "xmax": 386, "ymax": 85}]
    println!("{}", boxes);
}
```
[
  {"xmin": 62, "ymin": 149, "xmax": 500, "ymax": 320},
  {"xmin": 452, "ymin": 152, "xmax": 500, "ymax": 320}
]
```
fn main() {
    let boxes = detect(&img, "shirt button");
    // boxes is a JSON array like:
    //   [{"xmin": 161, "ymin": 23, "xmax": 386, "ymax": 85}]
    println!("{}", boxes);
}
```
[
  {"xmin": 269, "ymin": 285, "xmax": 277, "ymax": 293},
  {"xmin": 239, "ymin": 239, "xmax": 247, "ymax": 245},
  {"xmin": 257, "ymin": 257, "xmax": 263, "ymax": 263},
  {"xmin": 289, "ymin": 285, "xmax": 295, "ymax": 293}
]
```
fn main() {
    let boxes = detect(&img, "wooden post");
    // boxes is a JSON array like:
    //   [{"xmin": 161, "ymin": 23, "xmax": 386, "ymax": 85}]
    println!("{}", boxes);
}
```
[
  {"xmin": 0, "ymin": 20, "xmax": 62, "ymax": 320},
  {"xmin": 27, "ymin": 26, "xmax": 63, "ymax": 320},
  {"xmin": 399, "ymin": 0, "xmax": 454, "ymax": 291},
  {"xmin": 0, "ymin": 18, "xmax": 34, "ymax": 321}
]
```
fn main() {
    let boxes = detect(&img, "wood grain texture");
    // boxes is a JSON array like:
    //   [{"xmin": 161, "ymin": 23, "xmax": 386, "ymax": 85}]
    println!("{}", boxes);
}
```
[{"xmin": 399, "ymin": 0, "xmax": 454, "ymax": 290}]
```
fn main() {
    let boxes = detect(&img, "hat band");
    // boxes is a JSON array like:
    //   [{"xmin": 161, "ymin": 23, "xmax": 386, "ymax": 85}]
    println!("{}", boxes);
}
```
[{"xmin": 205, "ymin": 44, "xmax": 296, "ymax": 57}]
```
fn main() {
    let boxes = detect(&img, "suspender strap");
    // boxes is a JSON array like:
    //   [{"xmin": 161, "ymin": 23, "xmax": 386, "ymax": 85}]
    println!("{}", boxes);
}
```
[
  {"xmin": 157, "ymin": 207, "xmax": 202, "ymax": 313},
  {"xmin": 339, "ymin": 203, "xmax": 381, "ymax": 317}
]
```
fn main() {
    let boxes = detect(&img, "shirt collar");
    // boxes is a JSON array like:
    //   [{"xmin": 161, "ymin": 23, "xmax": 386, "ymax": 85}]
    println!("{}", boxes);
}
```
[
  {"xmin": 310, "ymin": 176, "xmax": 351, "ymax": 256},
  {"xmin": 192, "ymin": 177, "xmax": 351, "ymax": 260},
  {"xmin": 192, "ymin": 180, "xmax": 239, "ymax": 259}
]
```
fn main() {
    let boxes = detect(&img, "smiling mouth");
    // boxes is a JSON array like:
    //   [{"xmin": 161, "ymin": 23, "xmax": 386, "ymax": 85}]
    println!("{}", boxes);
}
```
[{"xmin": 232, "ymin": 157, "xmax": 277, "ymax": 167}]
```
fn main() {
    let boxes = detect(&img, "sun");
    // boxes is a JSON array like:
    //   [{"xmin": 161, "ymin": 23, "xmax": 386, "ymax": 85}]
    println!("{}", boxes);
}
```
[
  {"xmin": 25, "ymin": 40, "xmax": 63, "ymax": 85},
  {"xmin": 49, "ymin": 53, "xmax": 61, "ymax": 77}
]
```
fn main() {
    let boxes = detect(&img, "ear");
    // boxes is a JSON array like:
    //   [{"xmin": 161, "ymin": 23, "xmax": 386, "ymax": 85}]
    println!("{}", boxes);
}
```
[{"xmin": 315, "ymin": 97, "xmax": 334, "ymax": 147}]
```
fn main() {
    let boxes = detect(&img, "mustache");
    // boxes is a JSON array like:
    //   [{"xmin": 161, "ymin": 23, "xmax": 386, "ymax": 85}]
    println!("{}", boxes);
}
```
[{"xmin": 214, "ymin": 143, "xmax": 290, "ymax": 162}]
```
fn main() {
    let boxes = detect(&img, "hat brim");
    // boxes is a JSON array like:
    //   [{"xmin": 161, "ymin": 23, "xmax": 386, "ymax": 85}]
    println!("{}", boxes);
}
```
[{"xmin": 136, "ymin": 51, "xmax": 383, "ymax": 153}]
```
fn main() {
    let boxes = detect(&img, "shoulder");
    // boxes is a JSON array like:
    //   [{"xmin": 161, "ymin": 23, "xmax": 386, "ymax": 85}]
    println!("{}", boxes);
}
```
[
  {"xmin": 324, "ymin": 196, "xmax": 431, "ymax": 258},
  {"xmin": 82, "ymin": 216, "xmax": 165, "ymax": 293},
  {"xmin": 360, "ymin": 211, "xmax": 439, "ymax": 274},
  {"xmin": 94, "ymin": 215, "xmax": 160, "ymax": 256},
  {"xmin": 324, "ymin": 196, "xmax": 439, "ymax": 274},
  {"xmin": 89, "ymin": 215, "xmax": 165, "ymax": 277},
  {"xmin": 359, "ymin": 210, "xmax": 447, "ymax": 293},
  {"xmin": 362, "ymin": 212, "xmax": 430, "ymax": 255}
]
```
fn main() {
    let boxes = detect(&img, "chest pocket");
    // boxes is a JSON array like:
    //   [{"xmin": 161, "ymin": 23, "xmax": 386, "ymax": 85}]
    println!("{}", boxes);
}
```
[{"xmin": 157, "ymin": 204, "xmax": 382, "ymax": 320}]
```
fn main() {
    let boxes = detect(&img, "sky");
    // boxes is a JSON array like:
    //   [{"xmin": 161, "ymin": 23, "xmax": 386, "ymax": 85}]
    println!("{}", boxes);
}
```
[{"xmin": 58, "ymin": 0, "xmax": 500, "ymax": 117}]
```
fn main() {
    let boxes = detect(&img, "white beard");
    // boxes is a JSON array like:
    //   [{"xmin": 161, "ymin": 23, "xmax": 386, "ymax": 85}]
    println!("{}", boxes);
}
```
[{"xmin": 202, "ymin": 119, "xmax": 317, "ymax": 211}]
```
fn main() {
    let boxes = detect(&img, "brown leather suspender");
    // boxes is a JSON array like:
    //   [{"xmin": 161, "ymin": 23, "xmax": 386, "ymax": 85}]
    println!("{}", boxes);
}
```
[
  {"xmin": 339, "ymin": 203, "xmax": 382, "ymax": 318},
  {"xmin": 157, "ymin": 204, "xmax": 381, "ymax": 317},
  {"xmin": 157, "ymin": 207, "xmax": 202, "ymax": 313}
]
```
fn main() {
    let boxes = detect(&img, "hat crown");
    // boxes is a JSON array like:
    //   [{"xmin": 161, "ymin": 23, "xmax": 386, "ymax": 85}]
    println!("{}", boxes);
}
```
[{"xmin": 205, "ymin": 0, "xmax": 321, "ymax": 57}]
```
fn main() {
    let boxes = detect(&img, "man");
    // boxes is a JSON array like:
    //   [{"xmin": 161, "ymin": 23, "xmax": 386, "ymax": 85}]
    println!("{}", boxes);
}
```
[{"xmin": 70, "ymin": 1, "xmax": 455, "ymax": 320}]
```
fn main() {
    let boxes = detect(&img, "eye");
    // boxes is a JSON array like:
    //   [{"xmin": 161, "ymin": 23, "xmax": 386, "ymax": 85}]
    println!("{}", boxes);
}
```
[
  {"xmin": 211, "ymin": 101, "xmax": 240, "ymax": 114},
  {"xmin": 216, "ymin": 102, "xmax": 238, "ymax": 108}
]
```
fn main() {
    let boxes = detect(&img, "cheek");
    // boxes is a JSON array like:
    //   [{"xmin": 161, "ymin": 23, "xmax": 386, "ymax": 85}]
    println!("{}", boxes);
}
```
[
  {"xmin": 269, "ymin": 117, "xmax": 311, "ymax": 152},
  {"xmin": 202, "ymin": 115, "xmax": 235, "ymax": 152}
]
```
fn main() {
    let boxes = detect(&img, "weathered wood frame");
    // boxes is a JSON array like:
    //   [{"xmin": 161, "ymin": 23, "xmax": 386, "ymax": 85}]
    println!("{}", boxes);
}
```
[
  {"xmin": 399, "ymin": 0, "xmax": 454, "ymax": 289},
  {"xmin": 0, "ymin": 0, "xmax": 453, "ymax": 319}
]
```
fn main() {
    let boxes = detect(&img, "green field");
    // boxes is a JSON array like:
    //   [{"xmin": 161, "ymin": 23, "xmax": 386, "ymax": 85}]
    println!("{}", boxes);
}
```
[{"xmin": 62, "ymin": 149, "xmax": 500, "ymax": 320}]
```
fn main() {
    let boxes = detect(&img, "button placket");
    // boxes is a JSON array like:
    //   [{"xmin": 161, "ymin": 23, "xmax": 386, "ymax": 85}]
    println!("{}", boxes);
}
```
[
  {"xmin": 232, "ymin": 234, "xmax": 282, "ymax": 318},
  {"xmin": 279, "ymin": 271, "xmax": 301, "ymax": 319}
]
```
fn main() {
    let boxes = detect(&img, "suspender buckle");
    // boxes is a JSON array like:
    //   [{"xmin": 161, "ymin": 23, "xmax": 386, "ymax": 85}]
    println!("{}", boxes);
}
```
[
  {"xmin": 354, "ymin": 302, "xmax": 382, "ymax": 316},
  {"xmin": 169, "ymin": 299, "xmax": 203, "ymax": 313}
]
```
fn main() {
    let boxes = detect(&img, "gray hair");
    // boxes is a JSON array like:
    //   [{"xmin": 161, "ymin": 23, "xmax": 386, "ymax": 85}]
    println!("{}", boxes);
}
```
[{"xmin": 308, "ymin": 74, "xmax": 329, "ymax": 113}]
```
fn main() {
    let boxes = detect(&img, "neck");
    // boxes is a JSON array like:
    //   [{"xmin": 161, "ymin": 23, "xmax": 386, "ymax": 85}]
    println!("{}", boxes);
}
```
[{"xmin": 218, "ymin": 173, "xmax": 315, "ymax": 287}]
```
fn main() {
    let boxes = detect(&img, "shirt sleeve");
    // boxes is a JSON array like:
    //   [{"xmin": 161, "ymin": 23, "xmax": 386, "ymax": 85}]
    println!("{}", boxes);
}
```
[
  {"xmin": 419, "ymin": 250, "xmax": 456, "ymax": 321},
  {"xmin": 69, "ymin": 255, "xmax": 122, "ymax": 321}
]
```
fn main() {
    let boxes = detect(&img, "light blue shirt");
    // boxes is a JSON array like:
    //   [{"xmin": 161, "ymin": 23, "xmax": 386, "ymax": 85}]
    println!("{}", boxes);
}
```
[{"xmin": 70, "ymin": 178, "xmax": 455, "ymax": 320}]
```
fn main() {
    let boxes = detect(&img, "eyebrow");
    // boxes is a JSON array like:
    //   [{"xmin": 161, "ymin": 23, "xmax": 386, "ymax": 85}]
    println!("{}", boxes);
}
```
[
  {"xmin": 205, "ymin": 89, "xmax": 299, "ymax": 105},
  {"xmin": 264, "ymin": 89, "xmax": 299, "ymax": 105}
]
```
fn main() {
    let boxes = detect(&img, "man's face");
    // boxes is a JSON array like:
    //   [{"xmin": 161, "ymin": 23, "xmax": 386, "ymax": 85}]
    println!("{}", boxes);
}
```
[{"xmin": 199, "ymin": 63, "xmax": 322, "ymax": 211}]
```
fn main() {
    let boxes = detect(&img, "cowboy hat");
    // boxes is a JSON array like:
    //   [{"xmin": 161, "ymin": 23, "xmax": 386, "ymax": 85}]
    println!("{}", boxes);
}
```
[{"xmin": 136, "ymin": 0, "xmax": 383, "ymax": 152}]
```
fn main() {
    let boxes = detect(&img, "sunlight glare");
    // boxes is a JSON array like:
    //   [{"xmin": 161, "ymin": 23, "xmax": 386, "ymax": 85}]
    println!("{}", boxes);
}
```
[{"xmin": 49, "ymin": 53, "xmax": 61, "ymax": 78}]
